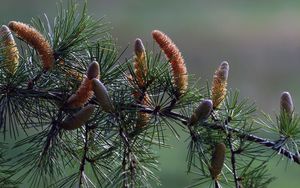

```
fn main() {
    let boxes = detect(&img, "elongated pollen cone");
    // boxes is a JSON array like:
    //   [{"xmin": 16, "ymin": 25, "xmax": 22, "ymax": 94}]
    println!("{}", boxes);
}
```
[
  {"xmin": 66, "ymin": 61, "xmax": 99, "ymax": 109},
  {"xmin": 189, "ymin": 99, "xmax": 213, "ymax": 125},
  {"xmin": 87, "ymin": 61, "xmax": 100, "ymax": 79},
  {"xmin": 133, "ymin": 38, "xmax": 147, "ymax": 88},
  {"xmin": 210, "ymin": 143, "xmax": 226, "ymax": 179},
  {"xmin": 92, "ymin": 78, "xmax": 114, "ymax": 113},
  {"xmin": 152, "ymin": 29, "xmax": 188, "ymax": 96},
  {"xmin": 60, "ymin": 105, "xmax": 96, "ymax": 130},
  {"xmin": 8, "ymin": 21, "xmax": 54, "ymax": 71},
  {"xmin": 211, "ymin": 61, "xmax": 229, "ymax": 109},
  {"xmin": 66, "ymin": 77, "xmax": 94, "ymax": 108},
  {"xmin": 280, "ymin": 91, "xmax": 294, "ymax": 116}
]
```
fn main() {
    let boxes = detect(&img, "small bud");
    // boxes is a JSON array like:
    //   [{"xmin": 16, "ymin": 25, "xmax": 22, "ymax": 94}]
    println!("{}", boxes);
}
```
[
  {"xmin": 210, "ymin": 143, "xmax": 226, "ymax": 179},
  {"xmin": 189, "ymin": 99, "xmax": 213, "ymax": 125},
  {"xmin": 60, "ymin": 105, "xmax": 96, "ymax": 130},
  {"xmin": 92, "ymin": 78, "xmax": 114, "ymax": 113},
  {"xmin": 87, "ymin": 61, "xmax": 100, "ymax": 79},
  {"xmin": 134, "ymin": 38, "xmax": 145, "ymax": 57},
  {"xmin": 280, "ymin": 91, "xmax": 294, "ymax": 116}
]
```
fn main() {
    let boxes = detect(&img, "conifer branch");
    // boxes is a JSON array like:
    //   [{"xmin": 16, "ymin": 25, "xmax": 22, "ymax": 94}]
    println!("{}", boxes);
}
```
[
  {"xmin": 174, "ymin": 110, "xmax": 300, "ymax": 165},
  {"xmin": 1, "ymin": 2, "xmax": 299, "ymax": 187},
  {"xmin": 3, "ymin": 86, "xmax": 299, "ymax": 166}
]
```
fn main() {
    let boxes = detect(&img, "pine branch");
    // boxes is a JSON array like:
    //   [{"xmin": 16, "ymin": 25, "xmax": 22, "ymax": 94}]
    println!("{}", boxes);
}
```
[
  {"xmin": 120, "ymin": 127, "xmax": 130, "ymax": 188},
  {"xmin": 1, "ymin": 2, "xmax": 299, "ymax": 187},
  {"xmin": 3, "ymin": 86, "xmax": 299, "ymax": 166},
  {"xmin": 0, "ymin": 88, "xmax": 63, "ymax": 102}
]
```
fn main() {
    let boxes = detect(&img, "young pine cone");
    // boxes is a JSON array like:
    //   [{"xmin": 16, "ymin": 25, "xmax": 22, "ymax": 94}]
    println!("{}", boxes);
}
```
[
  {"xmin": 60, "ymin": 104, "xmax": 96, "ymax": 130},
  {"xmin": 189, "ymin": 99, "xmax": 213, "ymax": 125},
  {"xmin": 92, "ymin": 78, "xmax": 114, "ymax": 113},
  {"xmin": 210, "ymin": 143, "xmax": 226, "ymax": 180},
  {"xmin": 280, "ymin": 91, "xmax": 294, "ymax": 118}
]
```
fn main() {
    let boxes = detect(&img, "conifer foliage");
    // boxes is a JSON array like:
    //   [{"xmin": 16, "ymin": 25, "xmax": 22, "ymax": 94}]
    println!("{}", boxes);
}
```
[{"xmin": 0, "ymin": 1, "xmax": 299, "ymax": 188}]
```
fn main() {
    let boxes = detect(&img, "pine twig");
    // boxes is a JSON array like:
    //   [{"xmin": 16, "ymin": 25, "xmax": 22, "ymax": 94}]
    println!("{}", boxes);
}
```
[
  {"xmin": 79, "ymin": 125, "xmax": 90, "ymax": 187},
  {"xmin": 119, "ymin": 127, "xmax": 135, "ymax": 188},
  {"xmin": 165, "ymin": 110, "xmax": 300, "ymax": 165},
  {"xmin": 214, "ymin": 180, "xmax": 221, "ymax": 188},
  {"xmin": 38, "ymin": 110, "xmax": 63, "ymax": 167},
  {"xmin": 227, "ymin": 132, "xmax": 239, "ymax": 188}
]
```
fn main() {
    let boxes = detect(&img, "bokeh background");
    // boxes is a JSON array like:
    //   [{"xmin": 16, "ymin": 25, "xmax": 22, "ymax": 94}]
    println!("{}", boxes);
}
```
[{"xmin": 1, "ymin": 0, "xmax": 300, "ymax": 187}]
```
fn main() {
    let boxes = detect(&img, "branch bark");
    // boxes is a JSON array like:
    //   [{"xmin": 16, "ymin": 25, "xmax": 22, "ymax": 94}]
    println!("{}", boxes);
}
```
[{"xmin": 79, "ymin": 125, "xmax": 90, "ymax": 187}]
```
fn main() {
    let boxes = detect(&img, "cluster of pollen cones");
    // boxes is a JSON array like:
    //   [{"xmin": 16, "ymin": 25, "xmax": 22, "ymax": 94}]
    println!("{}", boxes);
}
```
[{"xmin": 0, "ymin": 22, "xmax": 231, "ymax": 132}]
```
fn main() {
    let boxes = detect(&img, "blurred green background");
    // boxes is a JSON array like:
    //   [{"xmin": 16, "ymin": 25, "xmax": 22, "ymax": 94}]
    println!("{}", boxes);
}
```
[{"xmin": 1, "ymin": 0, "xmax": 300, "ymax": 187}]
